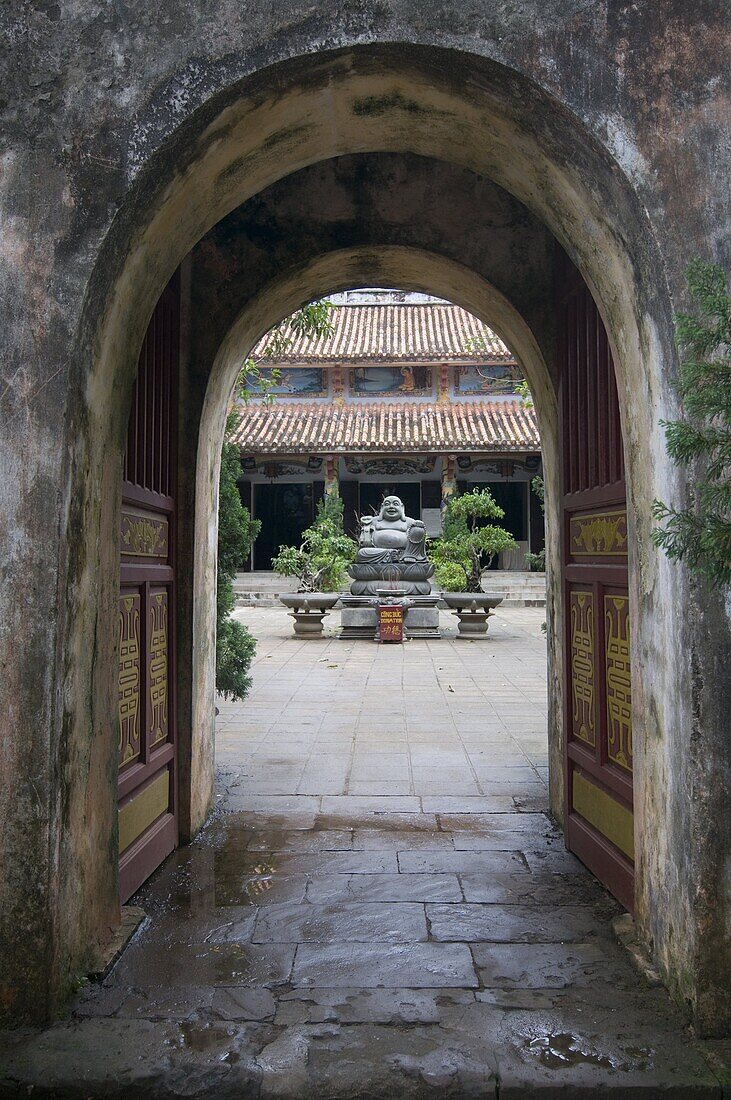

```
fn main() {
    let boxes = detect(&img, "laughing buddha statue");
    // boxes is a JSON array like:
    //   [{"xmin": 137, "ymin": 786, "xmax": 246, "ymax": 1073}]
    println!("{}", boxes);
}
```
[{"xmin": 348, "ymin": 495, "xmax": 434, "ymax": 596}]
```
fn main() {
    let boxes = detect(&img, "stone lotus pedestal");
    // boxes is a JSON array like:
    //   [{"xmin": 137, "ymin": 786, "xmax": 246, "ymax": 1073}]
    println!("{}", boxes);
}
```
[
  {"xmin": 279, "ymin": 593, "xmax": 340, "ymax": 636},
  {"xmin": 442, "ymin": 593, "xmax": 503, "ymax": 637},
  {"xmin": 348, "ymin": 561, "xmax": 434, "ymax": 596}
]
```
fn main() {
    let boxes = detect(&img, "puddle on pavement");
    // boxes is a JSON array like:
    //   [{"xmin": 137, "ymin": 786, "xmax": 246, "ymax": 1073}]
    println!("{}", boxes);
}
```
[
  {"xmin": 189, "ymin": 944, "xmax": 265, "ymax": 984},
  {"xmin": 213, "ymin": 846, "xmax": 281, "ymax": 905},
  {"xmin": 522, "ymin": 1031, "xmax": 654, "ymax": 1072},
  {"xmin": 172, "ymin": 1022, "xmax": 241, "ymax": 1063}
]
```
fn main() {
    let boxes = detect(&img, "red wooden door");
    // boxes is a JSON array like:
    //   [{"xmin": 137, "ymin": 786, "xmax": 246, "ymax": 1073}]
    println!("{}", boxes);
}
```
[
  {"xmin": 118, "ymin": 274, "xmax": 180, "ymax": 902},
  {"xmin": 558, "ymin": 258, "xmax": 634, "ymax": 912}
]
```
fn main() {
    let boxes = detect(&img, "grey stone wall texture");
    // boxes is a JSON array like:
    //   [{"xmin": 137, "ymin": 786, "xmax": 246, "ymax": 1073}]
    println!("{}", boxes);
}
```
[{"xmin": 0, "ymin": 1, "xmax": 729, "ymax": 1034}]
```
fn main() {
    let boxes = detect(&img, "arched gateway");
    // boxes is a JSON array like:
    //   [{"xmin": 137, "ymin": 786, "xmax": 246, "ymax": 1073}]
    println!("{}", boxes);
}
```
[{"xmin": 1, "ymin": 14, "xmax": 728, "ymax": 1038}]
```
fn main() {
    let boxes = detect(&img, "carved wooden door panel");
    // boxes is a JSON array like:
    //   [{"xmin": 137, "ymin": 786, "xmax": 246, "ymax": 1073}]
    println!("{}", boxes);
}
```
[
  {"xmin": 118, "ymin": 274, "xmax": 179, "ymax": 902},
  {"xmin": 558, "ymin": 258, "xmax": 634, "ymax": 911}
]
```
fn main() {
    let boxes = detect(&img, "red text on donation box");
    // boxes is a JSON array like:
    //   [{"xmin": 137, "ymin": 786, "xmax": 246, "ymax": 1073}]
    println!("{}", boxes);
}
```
[{"xmin": 378, "ymin": 602, "xmax": 404, "ymax": 643}]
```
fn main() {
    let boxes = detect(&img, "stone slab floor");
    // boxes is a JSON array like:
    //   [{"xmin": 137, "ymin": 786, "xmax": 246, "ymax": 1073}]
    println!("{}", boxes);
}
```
[{"xmin": 1, "ymin": 608, "xmax": 726, "ymax": 1098}]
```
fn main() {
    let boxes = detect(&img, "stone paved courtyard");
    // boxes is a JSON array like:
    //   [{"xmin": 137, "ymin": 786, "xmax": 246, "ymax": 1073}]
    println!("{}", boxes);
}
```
[{"xmin": 1, "ymin": 608, "xmax": 724, "ymax": 1096}]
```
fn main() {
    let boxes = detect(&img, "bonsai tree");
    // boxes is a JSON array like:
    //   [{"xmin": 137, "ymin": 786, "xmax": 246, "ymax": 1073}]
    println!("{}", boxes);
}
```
[
  {"xmin": 272, "ymin": 493, "xmax": 357, "ymax": 593},
  {"xmin": 430, "ymin": 488, "xmax": 517, "ymax": 592},
  {"xmin": 216, "ymin": 427, "xmax": 261, "ymax": 700},
  {"xmin": 652, "ymin": 260, "xmax": 730, "ymax": 588}
]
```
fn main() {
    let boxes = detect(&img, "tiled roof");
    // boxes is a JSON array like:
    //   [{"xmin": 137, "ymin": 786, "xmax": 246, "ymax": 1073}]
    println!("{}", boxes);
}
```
[
  {"xmin": 231, "ymin": 401, "xmax": 539, "ymax": 454},
  {"xmin": 251, "ymin": 304, "xmax": 513, "ymax": 364}
]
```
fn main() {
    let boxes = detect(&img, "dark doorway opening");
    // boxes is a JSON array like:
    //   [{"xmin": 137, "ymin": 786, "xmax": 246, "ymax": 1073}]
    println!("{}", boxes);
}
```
[
  {"xmin": 359, "ymin": 481, "xmax": 421, "ymax": 520},
  {"xmin": 253, "ymin": 482, "xmax": 323, "ymax": 569}
]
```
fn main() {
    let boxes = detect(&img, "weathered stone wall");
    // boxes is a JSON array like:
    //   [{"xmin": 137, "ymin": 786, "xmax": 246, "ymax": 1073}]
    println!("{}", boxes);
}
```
[{"xmin": 0, "ymin": 3, "xmax": 728, "ymax": 1031}]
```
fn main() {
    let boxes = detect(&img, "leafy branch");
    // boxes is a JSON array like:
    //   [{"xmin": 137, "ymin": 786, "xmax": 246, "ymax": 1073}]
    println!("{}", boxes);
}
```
[
  {"xmin": 235, "ymin": 300, "xmax": 334, "ymax": 406},
  {"xmin": 652, "ymin": 260, "xmax": 731, "ymax": 588}
]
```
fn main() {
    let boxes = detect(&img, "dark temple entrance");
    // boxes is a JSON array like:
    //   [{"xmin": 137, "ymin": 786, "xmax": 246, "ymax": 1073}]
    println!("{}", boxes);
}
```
[
  {"xmin": 359, "ymin": 481, "xmax": 421, "ymax": 521},
  {"xmin": 253, "ymin": 482, "xmax": 323, "ymax": 569}
]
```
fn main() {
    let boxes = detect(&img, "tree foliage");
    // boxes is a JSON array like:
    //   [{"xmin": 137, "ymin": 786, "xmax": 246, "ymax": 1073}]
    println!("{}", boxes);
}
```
[
  {"xmin": 430, "ymin": 488, "xmax": 517, "ymax": 592},
  {"xmin": 216, "ymin": 433, "xmax": 261, "ymax": 701},
  {"xmin": 217, "ymin": 301, "xmax": 334, "ymax": 698},
  {"xmin": 525, "ymin": 475, "xmax": 546, "ymax": 571},
  {"xmin": 515, "ymin": 378, "xmax": 534, "ymax": 408},
  {"xmin": 531, "ymin": 474, "xmax": 545, "ymax": 512},
  {"xmin": 272, "ymin": 493, "xmax": 357, "ymax": 593},
  {"xmin": 652, "ymin": 260, "xmax": 731, "ymax": 588},
  {"xmin": 218, "ymin": 432, "xmax": 261, "ymax": 577}
]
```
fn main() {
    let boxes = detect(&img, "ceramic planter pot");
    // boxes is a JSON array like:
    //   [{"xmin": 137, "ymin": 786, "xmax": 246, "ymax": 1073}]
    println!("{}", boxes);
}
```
[
  {"xmin": 279, "ymin": 593, "xmax": 341, "ymax": 636},
  {"xmin": 441, "ymin": 592, "xmax": 504, "ymax": 636}
]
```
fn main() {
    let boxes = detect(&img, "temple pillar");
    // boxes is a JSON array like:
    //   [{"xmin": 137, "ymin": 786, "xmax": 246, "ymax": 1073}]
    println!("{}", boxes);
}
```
[
  {"xmin": 441, "ymin": 454, "xmax": 458, "ymax": 518},
  {"xmin": 324, "ymin": 454, "xmax": 339, "ymax": 500},
  {"xmin": 437, "ymin": 363, "xmax": 451, "ymax": 403}
]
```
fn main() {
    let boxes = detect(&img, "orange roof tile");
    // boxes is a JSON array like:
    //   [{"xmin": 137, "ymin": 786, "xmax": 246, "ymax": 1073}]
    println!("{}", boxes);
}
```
[
  {"xmin": 230, "ymin": 401, "xmax": 539, "ymax": 454},
  {"xmin": 251, "ymin": 304, "xmax": 513, "ymax": 364}
]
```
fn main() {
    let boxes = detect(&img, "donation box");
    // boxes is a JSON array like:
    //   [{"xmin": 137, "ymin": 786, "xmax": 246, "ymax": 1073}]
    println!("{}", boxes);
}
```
[{"xmin": 378, "ymin": 602, "xmax": 404, "ymax": 643}]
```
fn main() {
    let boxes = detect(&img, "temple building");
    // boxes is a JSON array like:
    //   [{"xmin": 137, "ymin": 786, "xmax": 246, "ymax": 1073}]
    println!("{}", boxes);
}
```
[{"xmin": 230, "ymin": 291, "xmax": 543, "ymax": 570}]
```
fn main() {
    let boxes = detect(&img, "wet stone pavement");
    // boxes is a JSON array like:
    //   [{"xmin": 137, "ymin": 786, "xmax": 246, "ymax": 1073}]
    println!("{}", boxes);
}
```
[{"xmin": 1, "ymin": 608, "xmax": 725, "ymax": 1097}]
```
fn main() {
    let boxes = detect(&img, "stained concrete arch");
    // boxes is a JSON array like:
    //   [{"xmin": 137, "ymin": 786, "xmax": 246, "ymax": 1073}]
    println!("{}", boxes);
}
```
[
  {"xmin": 2, "ymin": 26, "xmax": 728, "ymax": 1032},
  {"xmin": 188, "ymin": 154, "xmax": 556, "ymax": 377}
]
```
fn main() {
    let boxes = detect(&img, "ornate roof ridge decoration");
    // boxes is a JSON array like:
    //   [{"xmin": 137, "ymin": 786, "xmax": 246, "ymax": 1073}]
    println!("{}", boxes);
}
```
[
  {"xmin": 251, "ymin": 304, "xmax": 515, "ymax": 364},
  {"xmin": 230, "ymin": 400, "xmax": 539, "ymax": 454}
]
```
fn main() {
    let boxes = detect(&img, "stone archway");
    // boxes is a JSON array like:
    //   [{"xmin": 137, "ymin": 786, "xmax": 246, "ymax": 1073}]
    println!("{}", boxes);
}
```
[
  {"xmin": 2, "ymin": 33, "xmax": 728, "ymax": 1035},
  {"xmin": 189, "ymin": 245, "xmax": 561, "ymax": 841}
]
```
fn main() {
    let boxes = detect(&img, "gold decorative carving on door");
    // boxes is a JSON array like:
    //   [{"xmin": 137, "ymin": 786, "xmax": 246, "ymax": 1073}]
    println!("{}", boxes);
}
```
[
  {"xmin": 570, "ymin": 590, "xmax": 596, "ymax": 746},
  {"xmin": 118, "ymin": 594, "xmax": 141, "ymax": 765},
  {"xmin": 570, "ymin": 510, "xmax": 627, "ymax": 557},
  {"xmin": 148, "ymin": 592, "xmax": 168, "ymax": 747},
  {"xmin": 605, "ymin": 595, "xmax": 632, "ymax": 771}
]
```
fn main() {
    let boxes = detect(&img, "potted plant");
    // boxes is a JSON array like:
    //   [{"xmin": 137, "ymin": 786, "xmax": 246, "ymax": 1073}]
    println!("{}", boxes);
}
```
[
  {"xmin": 273, "ymin": 494, "xmax": 357, "ymax": 635},
  {"xmin": 525, "ymin": 549, "xmax": 546, "ymax": 572},
  {"xmin": 430, "ymin": 488, "xmax": 517, "ymax": 636}
]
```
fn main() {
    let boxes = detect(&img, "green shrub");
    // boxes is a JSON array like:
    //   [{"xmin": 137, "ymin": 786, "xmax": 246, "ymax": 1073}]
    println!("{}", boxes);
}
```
[
  {"xmin": 434, "ymin": 561, "xmax": 469, "ymax": 592},
  {"xmin": 216, "ymin": 436, "xmax": 261, "ymax": 701},
  {"xmin": 216, "ymin": 576, "xmax": 256, "ymax": 700}
]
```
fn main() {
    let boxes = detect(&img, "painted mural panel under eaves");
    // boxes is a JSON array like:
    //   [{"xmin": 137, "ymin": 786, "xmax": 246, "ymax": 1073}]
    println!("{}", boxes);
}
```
[
  {"xmin": 351, "ymin": 365, "xmax": 432, "ymax": 395},
  {"xmin": 257, "ymin": 367, "xmax": 326, "ymax": 396},
  {"xmin": 457, "ymin": 364, "xmax": 523, "ymax": 395}
]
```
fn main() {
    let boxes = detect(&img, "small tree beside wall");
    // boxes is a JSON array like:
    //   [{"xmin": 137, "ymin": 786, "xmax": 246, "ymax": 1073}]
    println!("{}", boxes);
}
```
[{"xmin": 652, "ymin": 261, "xmax": 730, "ymax": 588}]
